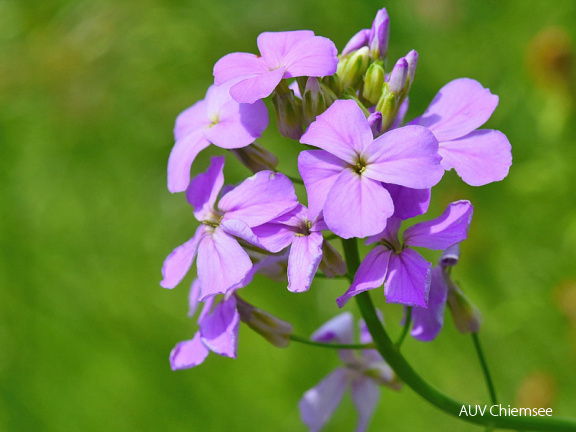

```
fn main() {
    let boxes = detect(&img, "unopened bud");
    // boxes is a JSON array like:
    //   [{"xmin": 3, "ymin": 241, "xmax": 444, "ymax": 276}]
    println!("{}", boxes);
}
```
[
  {"xmin": 303, "ymin": 77, "xmax": 326, "ymax": 126},
  {"xmin": 230, "ymin": 142, "xmax": 279, "ymax": 173},
  {"xmin": 272, "ymin": 89, "xmax": 304, "ymax": 140},
  {"xmin": 362, "ymin": 62, "xmax": 385, "ymax": 105},
  {"xmin": 376, "ymin": 58, "xmax": 410, "ymax": 131},
  {"xmin": 388, "ymin": 58, "xmax": 408, "ymax": 93},
  {"xmin": 369, "ymin": 8, "xmax": 390, "ymax": 61},
  {"xmin": 440, "ymin": 244, "xmax": 460, "ymax": 268},
  {"xmin": 445, "ymin": 275, "xmax": 482, "ymax": 334},
  {"xmin": 404, "ymin": 50, "xmax": 418, "ymax": 89},
  {"xmin": 319, "ymin": 240, "xmax": 347, "ymax": 278},
  {"xmin": 235, "ymin": 295, "xmax": 293, "ymax": 348},
  {"xmin": 341, "ymin": 29, "xmax": 370, "ymax": 57},
  {"xmin": 337, "ymin": 46, "xmax": 370, "ymax": 92},
  {"xmin": 367, "ymin": 112, "xmax": 383, "ymax": 138}
]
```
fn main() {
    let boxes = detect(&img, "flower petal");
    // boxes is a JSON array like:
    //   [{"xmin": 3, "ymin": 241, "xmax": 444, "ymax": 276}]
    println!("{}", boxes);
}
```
[
  {"xmin": 439, "ymin": 129, "xmax": 512, "ymax": 186},
  {"xmin": 199, "ymin": 296, "xmax": 240, "ymax": 358},
  {"xmin": 186, "ymin": 156, "xmax": 224, "ymax": 221},
  {"xmin": 410, "ymin": 266, "xmax": 448, "ymax": 341},
  {"xmin": 188, "ymin": 279, "xmax": 202, "ymax": 318},
  {"xmin": 167, "ymin": 131, "xmax": 210, "ymax": 193},
  {"xmin": 311, "ymin": 312, "xmax": 355, "ymax": 345},
  {"xmin": 213, "ymin": 52, "xmax": 268, "ymax": 85},
  {"xmin": 384, "ymin": 183, "xmax": 430, "ymax": 220},
  {"xmin": 160, "ymin": 226, "xmax": 208, "ymax": 289},
  {"xmin": 403, "ymin": 200, "xmax": 473, "ymax": 250},
  {"xmin": 337, "ymin": 246, "xmax": 392, "ymax": 307},
  {"xmin": 363, "ymin": 125, "xmax": 443, "ymax": 189},
  {"xmin": 229, "ymin": 68, "xmax": 286, "ymax": 104},
  {"xmin": 196, "ymin": 229, "xmax": 252, "ymax": 299},
  {"xmin": 384, "ymin": 250, "xmax": 431, "ymax": 307},
  {"xmin": 287, "ymin": 232, "xmax": 324, "ymax": 292},
  {"xmin": 300, "ymin": 100, "xmax": 373, "ymax": 163},
  {"xmin": 324, "ymin": 170, "xmax": 393, "ymax": 239},
  {"xmin": 351, "ymin": 377, "xmax": 381, "ymax": 432},
  {"xmin": 298, "ymin": 150, "xmax": 347, "ymax": 220},
  {"xmin": 169, "ymin": 332, "xmax": 209, "ymax": 370},
  {"xmin": 173, "ymin": 99, "xmax": 210, "ymax": 142},
  {"xmin": 282, "ymin": 36, "xmax": 338, "ymax": 78},
  {"xmin": 299, "ymin": 368, "xmax": 351, "ymax": 432},
  {"xmin": 219, "ymin": 171, "xmax": 297, "ymax": 227},
  {"xmin": 206, "ymin": 101, "xmax": 269, "ymax": 149},
  {"xmin": 257, "ymin": 30, "xmax": 315, "ymax": 68},
  {"xmin": 417, "ymin": 78, "xmax": 499, "ymax": 142}
]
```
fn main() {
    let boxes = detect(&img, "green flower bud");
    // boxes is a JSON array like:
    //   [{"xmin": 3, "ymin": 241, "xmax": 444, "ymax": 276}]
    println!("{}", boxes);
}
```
[
  {"xmin": 230, "ymin": 142, "xmax": 279, "ymax": 173},
  {"xmin": 362, "ymin": 62, "xmax": 385, "ymax": 105},
  {"xmin": 337, "ymin": 46, "xmax": 370, "ymax": 93},
  {"xmin": 272, "ymin": 87, "xmax": 304, "ymax": 140},
  {"xmin": 446, "ymin": 276, "xmax": 482, "ymax": 334}
]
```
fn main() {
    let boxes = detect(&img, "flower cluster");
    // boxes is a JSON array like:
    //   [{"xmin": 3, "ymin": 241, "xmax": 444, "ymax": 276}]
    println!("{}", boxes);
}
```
[{"xmin": 161, "ymin": 6, "xmax": 511, "ymax": 431}]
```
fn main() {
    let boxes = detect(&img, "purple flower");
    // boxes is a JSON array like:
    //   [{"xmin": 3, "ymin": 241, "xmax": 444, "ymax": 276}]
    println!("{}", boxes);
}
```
[
  {"xmin": 161, "ymin": 156, "xmax": 298, "ymax": 299},
  {"xmin": 337, "ymin": 201, "xmax": 473, "ymax": 308},
  {"xmin": 214, "ymin": 31, "xmax": 338, "ymax": 104},
  {"xmin": 298, "ymin": 99, "xmax": 443, "ymax": 239},
  {"xmin": 299, "ymin": 313, "xmax": 400, "ymax": 432},
  {"xmin": 412, "ymin": 78, "xmax": 512, "ymax": 186},
  {"xmin": 341, "ymin": 8, "xmax": 390, "ymax": 61},
  {"xmin": 168, "ymin": 81, "xmax": 269, "ymax": 193},
  {"xmin": 252, "ymin": 205, "xmax": 345, "ymax": 292}
]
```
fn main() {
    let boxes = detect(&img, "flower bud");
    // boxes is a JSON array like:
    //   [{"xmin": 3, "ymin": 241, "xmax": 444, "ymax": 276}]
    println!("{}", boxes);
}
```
[
  {"xmin": 230, "ymin": 142, "xmax": 279, "ymax": 173},
  {"xmin": 376, "ymin": 57, "xmax": 411, "ymax": 131},
  {"xmin": 319, "ymin": 240, "xmax": 347, "ymax": 278},
  {"xmin": 362, "ymin": 62, "xmax": 385, "ymax": 105},
  {"xmin": 337, "ymin": 46, "xmax": 370, "ymax": 92},
  {"xmin": 272, "ymin": 89, "xmax": 304, "ymax": 140},
  {"xmin": 369, "ymin": 8, "xmax": 390, "ymax": 61},
  {"xmin": 341, "ymin": 29, "xmax": 370, "ymax": 57},
  {"xmin": 440, "ymin": 244, "xmax": 460, "ymax": 267},
  {"xmin": 303, "ymin": 77, "xmax": 326, "ymax": 126},
  {"xmin": 235, "ymin": 295, "xmax": 293, "ymax": 348},
  {"xmin": 404, "ymin": 50, "xmax": 418, "ymax": 87},
  {"xmin": 367, "ymin": 112, "xmax": 383, "ymax": 138},
  {"xmin": 388, "ymin": 58, "xmax": 408, "ymax": 93},
  {"xmin": 445, "ymin": 276, "xmax": 482, "ymax": 334}
]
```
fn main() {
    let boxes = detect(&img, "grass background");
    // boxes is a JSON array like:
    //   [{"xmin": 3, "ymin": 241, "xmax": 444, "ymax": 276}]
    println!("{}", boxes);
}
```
[{"xmin": 1, "ymin": 0, "xmax": 575, "ymax": 430}]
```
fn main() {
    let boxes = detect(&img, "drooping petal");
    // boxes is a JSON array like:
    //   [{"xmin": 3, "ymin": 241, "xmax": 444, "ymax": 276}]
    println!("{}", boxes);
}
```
[
  {"xmin": 173, "ymin": 99, "xmax": 210, "ymax": 142},
  {"xmin": 300, "ymin": 100, "xmax": 374, "ymax": 163},
  {"xmin": 384, "ymin": 249, "xmax": 431, "ymax": 307},
  {"xmin": 311, "ymin": 312, "xmax": 354, "ymax": 346},
  {"xmin": 417, "ymin": 78, "xmax": 499, "ymax": 142},
  {"xmin": 299, "ymin": 368, "xmax": 351, "ymax": 432},
  {"xmin": 196, "ymin": 229, "xmax": 252, "ymax": 299},
  {"xmin": 207, "ymin": 103, "xmax": 268, "ymax": 149},
  {"xmin": 383, "ymin": 183, "xmax": 430, "ymax": 220},
  {"xmin": 439, "ymin": 129, "xmax": 512, "ymax": 186},
  {"xmin": 199, "ymin": 296, "xmax": 240, "ymax": 358},
  {"xmin": 186, "ymin": 156, "xmax": 224, "ymax": 221},
  {"xmin": 160, "ymin": 225, "xmax": 209, "ymax": 289},
  {"xmin": 167, "ymin": 132, "xmax": 210, "ymax": 193},
  {"xmin": 219, "ymin": 171, "xmax": 297, "ymax": 227},
  {"xmin": 229, "ymin": 68, "xmax": 286, "ymax": 104},
  {"xmin": 363, "ymin": 125, "xmax": 443, "ymax": 189},
  {"xmin": 403, "ymin": 200, "xmax": 473, "ymax": 250},
  {"xmin": 213, "ymin": 52, "xmax": 268, "ymax": 85},
  {"xmin": 410, "ymin": 266, "xmax": 448, "ymax": 341},
  {"xmin": 337, "ymin": 246, "xmax": 392, "ymax": 307},
  {"xmin": 287, "ymin": 232, "xmax": 324, "ymax": 293},
  {"xmin": 169, "ymin": 332, "xmax": 210, "ymax": 370},
  {"xmin": 324, "ymin": 170, "xmax": 393, "ymax": 239},
  {"xmin": 298, "ymin": 150, "xmax": 347, "ymax": 219},
  {"xmin": 351, "ymin": 376, "xmax": 381, "ymax": 432}
]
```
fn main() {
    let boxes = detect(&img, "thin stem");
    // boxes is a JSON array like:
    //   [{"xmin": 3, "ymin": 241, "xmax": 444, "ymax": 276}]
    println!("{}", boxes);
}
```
[
  {"xmin": 472, "ymin": 332, "xmax": 498, "ymax": 406},
  {"xmin": 290, "ymin": 334, "xmax": 375, "ymax": 350},
  {"xmin": 395, "ymin": 307, "xmax": 412, "ymax": 348},
  {"xmin": 340, "ymin": 237, "xmax": 576, "ymax": 432}
]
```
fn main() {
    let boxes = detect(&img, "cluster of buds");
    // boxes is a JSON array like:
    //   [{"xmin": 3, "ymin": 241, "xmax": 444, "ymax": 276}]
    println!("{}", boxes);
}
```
[{"xmin": 160, "ymin": 7, "xmax": 511, "ymax": 431}]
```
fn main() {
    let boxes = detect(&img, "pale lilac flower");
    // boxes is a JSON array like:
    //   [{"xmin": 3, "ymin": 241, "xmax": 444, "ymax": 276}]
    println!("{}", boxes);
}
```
[
  {"xmin": 213, "ymin": 31, "xmax": 338, "ymax": 104},
  {"xmin": 298, "ymin": 99, "xmax": 443, "ymax": 239},
  {"xmin": 252, "ymin": 205, "xmax": 345, "ymax": 292},
  {"xmin": 161, "ymin": 156, "xmax": 298, "ymax": 299},
  {"xmin": 337, "ymin": 201, "xmax": 473, "ymax": 308},
  {"xmin": 412, "ymin": 78, "xmax": 512, "ymax": 186},
  {"xmin": 299, "ymin": 313, "xmax": 400, "ymax": 432},
  {"xmin": 168, "ymin": 81, "xmax": 268, "ymax": 193}
]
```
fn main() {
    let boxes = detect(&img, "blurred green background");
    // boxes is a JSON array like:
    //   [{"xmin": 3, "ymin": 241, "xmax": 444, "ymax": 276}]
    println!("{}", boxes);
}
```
[{"xmin": 1, "ymin": 0, "xmax": 575, "ymax": 430}]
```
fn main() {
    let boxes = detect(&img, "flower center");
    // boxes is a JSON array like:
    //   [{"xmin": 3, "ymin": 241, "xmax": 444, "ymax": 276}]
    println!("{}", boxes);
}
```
[{"xmin": 294, "ymin": 219, "xmax": 312, "ymax": 237}]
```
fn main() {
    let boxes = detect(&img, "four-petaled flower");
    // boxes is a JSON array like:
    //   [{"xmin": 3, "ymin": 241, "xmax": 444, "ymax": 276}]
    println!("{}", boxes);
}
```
[
  {"xmin": 299, "ymin": 99, "xmax": 444, "ymax": 239},
  {"xmin": 161, "ymin": 156, "xmax": 297, "ymax": 299},
  {"xmin": 337, "ymin": 201, "xmax": 473, "ymax": 308},
  {"xmin": 299, "ymin": 312, "xmax": 400, "ymax": 432},
  {"xmin": 214, "ymin": 31, "xmax": 338, "ymax": 104}
]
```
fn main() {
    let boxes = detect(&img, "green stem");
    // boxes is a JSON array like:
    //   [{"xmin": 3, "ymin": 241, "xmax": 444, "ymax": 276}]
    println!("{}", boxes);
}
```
[
  {"xmin": 340, "ymin": 238, "xmax": 576, "ymax": 432},
  {"xmin": 472, "ymin": 332, "xmax": 498, "ymax": 406},
  {"xmin": 395, "ymin": 307, "xmax": 412, "ymax": 348},
  {"xmin": 290, "ymin": 334, "xmax": 375, "ymax": 350}
]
